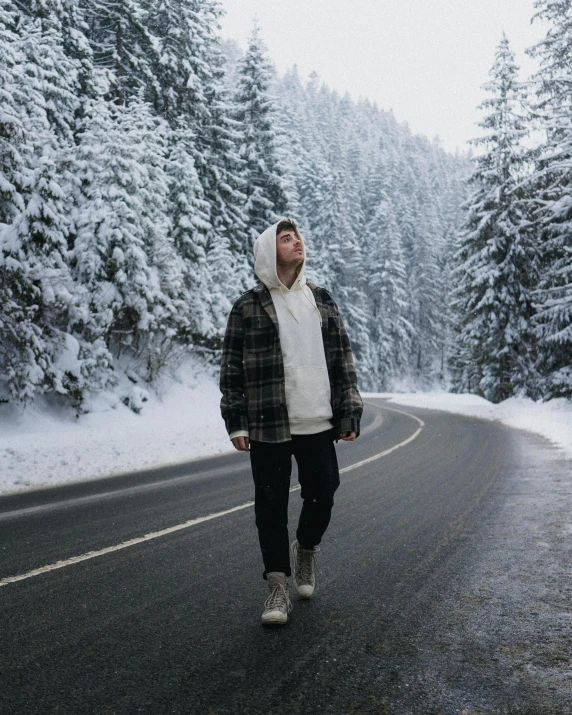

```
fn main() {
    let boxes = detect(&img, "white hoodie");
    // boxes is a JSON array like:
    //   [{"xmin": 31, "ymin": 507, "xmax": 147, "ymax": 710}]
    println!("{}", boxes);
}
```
[{"xmin": 229, "ymin": 221, "xmax": 333, "ymax": 440}]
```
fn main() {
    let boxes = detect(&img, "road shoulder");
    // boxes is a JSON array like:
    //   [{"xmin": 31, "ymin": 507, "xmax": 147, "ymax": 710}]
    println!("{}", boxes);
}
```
[{"xmin": 374, "ymin": 426, "xmax": 572, "ymax": 714}]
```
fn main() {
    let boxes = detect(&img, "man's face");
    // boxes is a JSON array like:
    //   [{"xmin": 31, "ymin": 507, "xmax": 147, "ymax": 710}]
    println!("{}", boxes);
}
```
[{"xmin": 276, "ymin": 229, "xmax": 304, "ymax": 269}]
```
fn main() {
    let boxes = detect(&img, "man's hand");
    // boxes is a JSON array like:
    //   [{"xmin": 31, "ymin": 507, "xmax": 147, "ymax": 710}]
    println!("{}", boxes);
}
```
[
  {"xmin": 231, "ymin": 436, "xmax": 250, "ymax": 452},
  {"xmin": 340, "ymin": 431, "xmax": 357, "ymax": 441}
]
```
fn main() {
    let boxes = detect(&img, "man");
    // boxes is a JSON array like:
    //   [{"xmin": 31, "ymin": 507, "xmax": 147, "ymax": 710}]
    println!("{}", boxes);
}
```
[{"xmin": 220, "ymin": 218, "xmax": 362, "ymax": 625}]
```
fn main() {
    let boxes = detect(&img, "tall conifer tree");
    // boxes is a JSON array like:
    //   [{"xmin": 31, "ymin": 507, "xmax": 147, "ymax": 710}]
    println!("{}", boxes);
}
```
[
  {"xmin": 527, "ymin": 0, "xmax": 572, "ymax": 397},
  {"xmin": 235, "ymin": 25, "xmax": 289, "ymax": 249},
  {"xmin": 72, "ymin": 91, "xmax": 177, "ymax": 378},
  {"xmin": 365, "ymin": 195, "xmax": 412, "ymax": 390},
  {"xmin": 450, "ymin": 36, "xmax": 536, "ymax": 399}
]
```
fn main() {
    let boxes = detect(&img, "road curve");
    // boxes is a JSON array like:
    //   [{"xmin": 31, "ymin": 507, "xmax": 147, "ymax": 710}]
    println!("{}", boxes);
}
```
[{"xmin": 0, "ymin": 399, "xmax": 529, "ymax": 714}]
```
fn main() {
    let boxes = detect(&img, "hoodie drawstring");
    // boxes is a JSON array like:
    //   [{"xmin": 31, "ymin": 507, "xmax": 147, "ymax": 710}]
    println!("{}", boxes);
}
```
[{"xmin": 303, "ymin": 286, "xmax": 324, "ymax": 326}]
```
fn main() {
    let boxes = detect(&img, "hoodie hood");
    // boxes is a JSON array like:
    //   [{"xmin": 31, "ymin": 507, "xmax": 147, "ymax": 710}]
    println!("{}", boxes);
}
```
[
  {"xmin": 253, "ymin": 220, "xmax": 307, "ymax": 291},
  {"xmin": 253, "ymin": 220, "xmax": 322, "ymax": 325}
]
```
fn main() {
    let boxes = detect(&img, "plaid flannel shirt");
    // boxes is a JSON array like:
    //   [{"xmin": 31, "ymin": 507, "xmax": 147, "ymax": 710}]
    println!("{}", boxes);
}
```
[{"xmin": 220, "ymin": 281, "xmax": 363, "ymax": 443}]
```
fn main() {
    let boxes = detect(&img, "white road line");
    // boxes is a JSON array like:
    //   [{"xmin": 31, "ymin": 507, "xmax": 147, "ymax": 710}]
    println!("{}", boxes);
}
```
[
  {"xmin": 339, "ymin": 401, "xmax": 424, "ymax": 473},
  {"xmin": 0, "ymin": 400, "xmax": 423, "ymax": 588},
  {"xmin": 363, "ymin": 400, "xmax": 425, "ymax": 429},
  {"xmin": 0, "ymin": 502, "xmax": 254, "ymax": 587},
  {"xmin": 340, "ymin": 427, "xmax": 423, "ymax": 472}
]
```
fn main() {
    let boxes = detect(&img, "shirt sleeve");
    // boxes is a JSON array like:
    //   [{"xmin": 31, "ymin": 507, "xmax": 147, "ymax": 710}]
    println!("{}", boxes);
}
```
[
  {"xmin": 229, "ymin": 430, "xmax": 249, "ymax": 441},
  {"xmin": 335, "ymin": 306, "xmax": 363, "ymax": 437},
  {"xmin": 220, "ymin": 302, "xmax": 249, "ymax": 436}
]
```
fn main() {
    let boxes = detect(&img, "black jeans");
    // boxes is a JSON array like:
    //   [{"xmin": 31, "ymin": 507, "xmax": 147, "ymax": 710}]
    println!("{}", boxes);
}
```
[{"xmin": 249, "ymin": 428, "xmax": 340, "ymax": 579}]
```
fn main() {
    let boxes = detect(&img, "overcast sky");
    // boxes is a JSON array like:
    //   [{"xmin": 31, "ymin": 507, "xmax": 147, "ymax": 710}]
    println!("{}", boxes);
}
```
[{"xmin": 218, "ymin": 0, "xmax": 545, "ymax": 153}]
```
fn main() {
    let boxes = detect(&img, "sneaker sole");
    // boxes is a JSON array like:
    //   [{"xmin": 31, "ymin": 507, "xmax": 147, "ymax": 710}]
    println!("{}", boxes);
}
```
[{"xmin": 261, "ymin": 613, "xmax": 288, "ymax": 625}]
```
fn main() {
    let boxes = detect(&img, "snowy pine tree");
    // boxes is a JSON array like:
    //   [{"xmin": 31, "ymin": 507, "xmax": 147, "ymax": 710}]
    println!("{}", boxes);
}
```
[
  {"xmin": 0, "ymin": 3, "xmax": 26, "ymax": 229},
  {"xmin": 0, "ymin": 8, "xmax": 110, "ymax": 407},
  {"xmin": 166, "ymin": 118, "xmax": 215, "ymax": 343},
  {"xmin": 450, "ymin": 35, "xmax": 536, "ymax": 400},
  {"xmin": 72, "ymin": 90, "xmax": 177, "ymax": 380},
  {"xmin": 527, "ymin": 0, "xmax": 572, "ymax": 397},
  {"xmin": 235, "ymin": 25, "xmax": 289, "ymax": 249},
  {"xmin": 200, "ymin": 80, "xmax": 251, "ymax": 302},
  {"xmin": 365, "ymin": 194, "xmax": 413, "ymax": 390},
  {"xmin": 151, "ymin": 0, "xmax": 252, "ymax": 307}
]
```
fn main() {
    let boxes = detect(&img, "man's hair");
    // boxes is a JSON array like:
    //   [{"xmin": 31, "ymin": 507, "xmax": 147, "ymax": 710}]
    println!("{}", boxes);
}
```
[{"xmin": 276, "ymin": 218, "xmax": 301, "ymax": 239}]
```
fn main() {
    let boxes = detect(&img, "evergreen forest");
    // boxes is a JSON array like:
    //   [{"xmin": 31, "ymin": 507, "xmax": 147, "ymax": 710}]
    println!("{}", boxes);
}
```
[{"xmin": 1, "ymin": 0, "xmax": 571, "ymax": 411}]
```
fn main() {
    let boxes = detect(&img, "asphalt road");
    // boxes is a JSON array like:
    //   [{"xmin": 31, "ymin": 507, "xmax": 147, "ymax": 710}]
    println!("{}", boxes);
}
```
[{"xmin": 0, "ymin": 398, "xmax": 526, "ymax": 714}]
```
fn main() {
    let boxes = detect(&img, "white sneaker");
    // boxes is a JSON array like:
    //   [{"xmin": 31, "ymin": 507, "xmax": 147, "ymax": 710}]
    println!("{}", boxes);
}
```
[
  {"xmin": 261, "ymin": 572, "xmax": 293, "ymax": 625},
  {"xmin": 291, "ymin": 540, "xmax": 319, "ymax": 598}
]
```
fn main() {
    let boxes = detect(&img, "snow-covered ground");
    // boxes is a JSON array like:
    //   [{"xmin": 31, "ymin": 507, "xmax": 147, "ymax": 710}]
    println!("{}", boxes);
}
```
[
  {"xmin": 368, "ymin": 391, "xmax": 572, "ymax": 459},
  {"xmin": 1, "ymin": 368, "xmax": 572, "ymax": 495},
  {"xmin": 0, "ymin": 360, "xmax": 233, "ymax": 495}
]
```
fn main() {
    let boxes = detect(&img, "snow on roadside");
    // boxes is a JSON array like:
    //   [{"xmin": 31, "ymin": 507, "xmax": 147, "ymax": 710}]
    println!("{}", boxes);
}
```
[
  {"xmin": 364, "ymin": 391, "xmax": 572, "ymax": 459},
  {"xmin": 2, "ymin": 377, "xmax": 572, "ymax": 496},
  {"xmin": 0, "ymin": 361, "xmax": 233, "ymax": 495}
]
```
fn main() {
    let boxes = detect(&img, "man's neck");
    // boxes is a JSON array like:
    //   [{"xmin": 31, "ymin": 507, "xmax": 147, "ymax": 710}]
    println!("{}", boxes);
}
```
[{"xmin": 276, "ymin": 265, "xmax": 298, "ymax": 290}]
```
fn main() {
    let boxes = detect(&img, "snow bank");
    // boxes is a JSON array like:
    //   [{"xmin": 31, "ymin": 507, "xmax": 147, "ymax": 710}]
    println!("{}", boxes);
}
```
[
  {"xmin": 364, "ymin": 391, "xmax": 572, "ymax": 458},
  {"xmin": 2, "ymin": 378, "xmax": 571, "ymax": 496},
  {"xmin": 0, "ymin": 360, "xmax": 233, "ymax": 495}
]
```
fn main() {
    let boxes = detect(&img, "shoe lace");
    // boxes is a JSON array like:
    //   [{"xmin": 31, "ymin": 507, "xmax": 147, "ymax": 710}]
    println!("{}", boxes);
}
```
[
  {"xmin": 297, "ymin": 546, "xmax": 320, "ymax": 583},
  {"xmin": 265, "ymin": 581, "xmax": 293, "ymax": 613}
]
